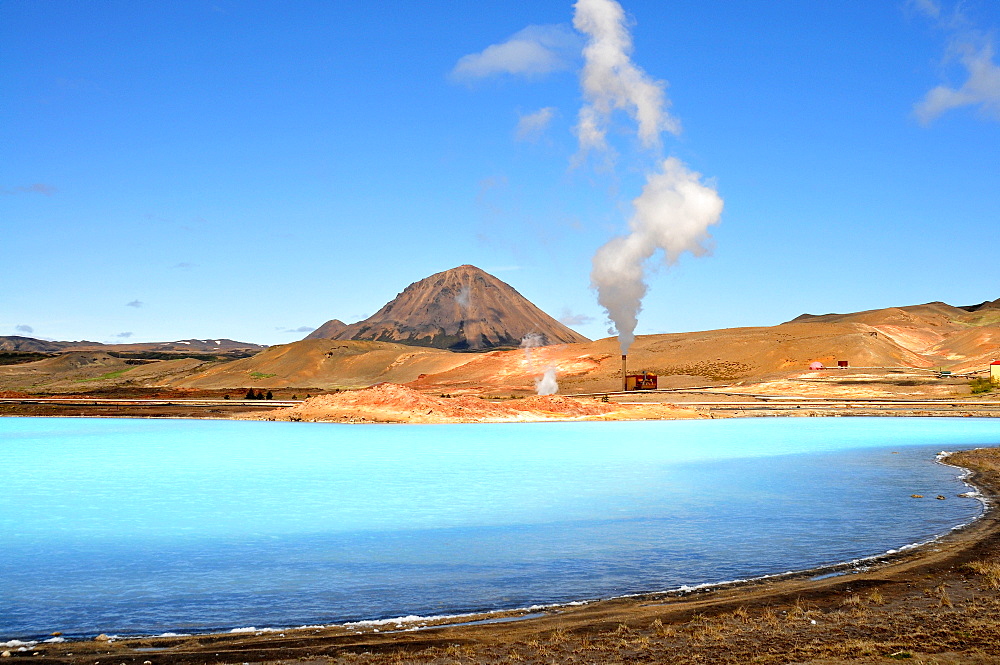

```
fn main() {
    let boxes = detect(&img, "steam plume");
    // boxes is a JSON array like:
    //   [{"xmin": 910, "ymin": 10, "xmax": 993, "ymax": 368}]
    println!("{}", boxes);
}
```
[
  {"xmin": 573, "ymin": 0, "xmax": 679, "ymax": 154},
  {"xmin": 577, "ymin": 0, "xmax": 724, "ymax": 353},
  {"xmin": 521, "ymin": 333, "xmax": 559, "ymax": 395},
  {"xmin": 535, "ymin": 368, "xmax": 559, "ymax": 395},
  {"xmin": 592, "ymin": 158, "xmax": 722, "ymax": 352},
  {"xmin": 456, "ymin": 285, "xmax": 472, "ymax": 310}
]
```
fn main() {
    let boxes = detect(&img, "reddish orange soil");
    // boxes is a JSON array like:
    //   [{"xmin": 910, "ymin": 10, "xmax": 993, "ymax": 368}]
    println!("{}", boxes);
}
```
[{"xmin": 257, "ymin": 382, "xmax": 702, "ymax": 423}]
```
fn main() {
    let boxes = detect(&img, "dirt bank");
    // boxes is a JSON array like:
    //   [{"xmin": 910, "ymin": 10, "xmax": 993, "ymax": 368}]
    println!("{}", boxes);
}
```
[{"xmin": 254, "ymin": 382, "xmax": 703, "ymax": 423}]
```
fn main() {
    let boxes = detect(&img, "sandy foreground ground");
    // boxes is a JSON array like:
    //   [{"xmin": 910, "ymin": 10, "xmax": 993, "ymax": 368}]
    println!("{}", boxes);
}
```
[
  {"xmin": 252, "ymin": 382, "xmax": 703, "ymax": 423},
  {"xmin": 8, "ymin": 442, "xmax": 1000, "ymax": 663}
]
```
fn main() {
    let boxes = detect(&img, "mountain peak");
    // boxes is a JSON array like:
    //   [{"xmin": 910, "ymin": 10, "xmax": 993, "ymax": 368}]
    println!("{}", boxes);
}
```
[
  {"xmin": 304, "ymin": 319, "xmax": 348, "ymax": 340},
  {"xmin": 308, "ymin": 265, "xmax": 590, "ymax": 351}
]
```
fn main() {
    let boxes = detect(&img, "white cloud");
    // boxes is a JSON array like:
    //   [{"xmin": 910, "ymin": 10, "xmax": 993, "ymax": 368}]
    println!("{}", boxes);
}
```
[
  {"xmin": 0, "ymin": 183, "xmax": 56, "ymax": 196},
  {"xmin": 913, "ymin": 2, "xmax": 1000, "ymax": 124},
  {"xmin": 515, "ymin": 107, "xmax": 557, "ymax": 141},
  {"xmin": 15, "ymin": 324, "xmax": 34, "ymax": 334},
  {"xmin": 910, "ymin": 0, "xmax": 941, "ymax": 19},
  {"xmin": 591, "ymin": 158, "xmax": 723, "ymax": 353},
  {"xmin": 915, "ymin": 40, "xmax": 1000, "ymax": 123},
  {"xmin": 573, "ymin": 0, "xmax": 680, "ymax": 154},
  {"xmin": 451, "ymin": 24, "xmax": 581, "ymax": 82},
  {"xmin": 558, "ymin": 310, "xmax": 594, "ymax": 326},
  {"xmin": 115, "ymin": 332, "xmax": 134, "ymax": 338}
]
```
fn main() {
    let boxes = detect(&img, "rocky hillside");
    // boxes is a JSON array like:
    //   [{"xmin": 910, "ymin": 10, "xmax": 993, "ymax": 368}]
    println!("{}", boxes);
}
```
[
  {"xmin": 306, "ymin": 265, "xmax": 590, "ymax": 351},
  {"xmin": 305, "ymin": 319, "xmax": 348, "ymax": 340},
  {"xmin": 172, "ymin": 339, "xmax": 476, "ymax": 390},
  {"xmin": 0, "ymin": 336, "xmax": 265, "ymax": 354},
  {"xmin": 788, "ymin": 300, "xmax": 1000, "ymax": 371}
]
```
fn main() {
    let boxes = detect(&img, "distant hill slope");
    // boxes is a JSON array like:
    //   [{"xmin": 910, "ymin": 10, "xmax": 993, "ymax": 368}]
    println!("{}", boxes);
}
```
[
  {"xmin": 788, "ymin": 301, "xmax": 973, "ymax": 327},
  {"xmin": 787, "ymin": 300, "xmax": 1000, "ymax": 371},
  {"xmin": 406, "ymin": 321, "xmax": 936, "ymax": 395},
  {"xmin": 0, "ymin": 336, "xmax": 99, "ymax": 352},
  {"xmin": 0, "ymin": 336, "xmax": 265, "ymax": 355},
  {"xmin": 305, "ymin": 319, "xmax": 348, "ymax": 340},
  {"xmin": 959, "ymin": 298, "xmax": 1000, "ymax": 312},
  {"xmin": 0, "ymin": 350, "xmax": 212, "ymax": 393},
  {"xmin": 173, "ymin": 339, "xmax": 478, "ymax": 390},
  {"xmin": 306, "ymin": 265, "xmax": 590, "ymax": 351}
]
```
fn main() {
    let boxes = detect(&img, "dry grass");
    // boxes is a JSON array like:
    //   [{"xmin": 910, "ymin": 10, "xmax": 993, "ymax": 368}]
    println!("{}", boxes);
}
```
[
  {"xmin": 843, "ymin": 592, "xmax": 864, "ymax": 607},
  {"xmin": 761, "ymin": 607, "xmax": 781, "ymax": 627},
  {"xmin": 965, "ymin": 559, "xmax": 1000, "ymax": 589},
  {"xmin": 649, "ymin": 617, "xmax": 673, "ymax": 637},
  {"xmin": 936, "ymin": 583, "xmax": 954, "ymax": 608}
]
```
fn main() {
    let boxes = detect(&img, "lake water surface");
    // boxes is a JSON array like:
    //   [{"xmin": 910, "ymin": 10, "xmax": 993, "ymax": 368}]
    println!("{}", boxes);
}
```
[{"xmin": 1, "ymin": 416, "xmax": 998, "ymax": 640}]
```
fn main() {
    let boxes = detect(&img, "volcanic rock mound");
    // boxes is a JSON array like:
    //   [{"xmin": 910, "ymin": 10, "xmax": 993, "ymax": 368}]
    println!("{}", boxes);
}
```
[{"xmin": 307, "ymin": 265, "xmax": 590, "ymax": 351}]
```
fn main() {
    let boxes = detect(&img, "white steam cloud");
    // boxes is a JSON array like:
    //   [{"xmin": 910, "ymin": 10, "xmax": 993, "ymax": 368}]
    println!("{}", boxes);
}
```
[
  {"xmin": 520, "ymin": 332, "xmax": 547, "ymax": 362},
  {"xmin": 535, "ymin": 368, "xmax": 559, "ymax": 395},
  {"xmin": 455, "ymin": 285, "xmax": 472, "ymax": 310},
  {"xmin": 578, "ymin": 0, "xmax": 724, "ymax": 354},
  {"xmin": 591, "ymin": 159, "xmax": 722, "ymax": 352},
  {"xmin": 573, "ymin": 0, "xmax": 679, "ymax": 154},
  {"xmin": 520, "ymin": 332, "xmax": 559, "ymax": 395}
]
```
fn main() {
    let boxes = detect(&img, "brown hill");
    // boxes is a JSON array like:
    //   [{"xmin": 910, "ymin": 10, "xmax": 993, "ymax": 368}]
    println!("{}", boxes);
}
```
[
  {"xmin": 788, "ymin": 301, "xmax": 971, "ymax": 327},
  {"xmin": 0, "ymin": 351, "xmax": 212, "ymax": 393},
  {"xmin": 307, "ymin": 265, "xmax": 590, "ymax": 351},
  {"xmin": 0, "ymin": 335, "xmax": 265, "ymax": 355},
  {"xmin": 960, "ymin": 298, "xmax": 1000, "ymax": 312},
  {"xmin": 787, "ymin": 300, "xmax": 1000, "ymax": 371},
  {"xmin": 404, "ymin": 321, "xmax": 935, "ymax": 395},
  {"xmin": 0, "ymin": 336, "xmax": 98, "ymax": 352},
  {"xmin": 305, "ymin": 319, "xmax": 348, "ymax": 340},
  {"xmin": 173, "ymin": 339, "xmax": 477, "ymax": 390},
  {"xmin": 10, "ymin": 297, "xmax": 997, "ymax": 397}
]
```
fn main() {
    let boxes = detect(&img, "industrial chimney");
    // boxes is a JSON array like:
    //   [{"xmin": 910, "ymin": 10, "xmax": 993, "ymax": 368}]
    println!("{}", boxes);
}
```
[{"xmin": 622, "ymin": 354, "xmax": 627, "ymax": 392}]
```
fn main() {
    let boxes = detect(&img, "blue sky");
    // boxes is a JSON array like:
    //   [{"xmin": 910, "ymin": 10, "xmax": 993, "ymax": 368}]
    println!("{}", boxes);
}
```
[{"xmin": 2, "ymin": 0, "xmax": 998, "ymax": 346}]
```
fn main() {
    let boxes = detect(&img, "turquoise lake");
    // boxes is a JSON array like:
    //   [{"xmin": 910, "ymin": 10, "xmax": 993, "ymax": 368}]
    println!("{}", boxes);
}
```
[{"xmin": 1, "ymin": 416, "xmax": 998, "ymax": 640}]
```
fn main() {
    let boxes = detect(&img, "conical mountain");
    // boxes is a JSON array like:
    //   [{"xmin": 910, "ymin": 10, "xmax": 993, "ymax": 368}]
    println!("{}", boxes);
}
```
[
  {"xmin": 304, "ymin": 319, "xmax": 348, "ymax": 340},
  {"xmin": 307, "ymin": 265, "xmax": 590, "ymax": 351}
]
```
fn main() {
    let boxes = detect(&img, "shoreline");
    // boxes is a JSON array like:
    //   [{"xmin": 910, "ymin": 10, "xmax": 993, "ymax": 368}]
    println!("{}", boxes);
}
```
[
  {"xmin": 3, "ymin": 401, "xmax": 1000, "ymax": 422},
  {"xmin": 9, "ymin": 445, "xmax": 1000, "ymax": 663},
  {"xmin": 3, "ymin": 381, "xmax": 1000, "ymax": 422}
]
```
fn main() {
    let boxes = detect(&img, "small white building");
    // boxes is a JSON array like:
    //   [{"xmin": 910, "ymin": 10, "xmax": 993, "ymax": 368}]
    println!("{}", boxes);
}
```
[{"xmin": 992, "ymin": 360, "xmax": 1000, "ymax": 385}]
